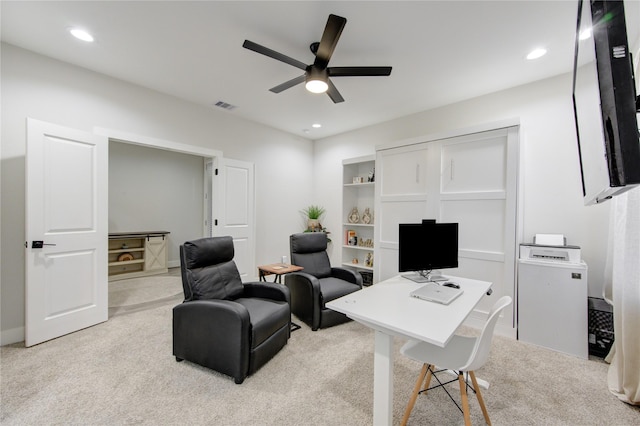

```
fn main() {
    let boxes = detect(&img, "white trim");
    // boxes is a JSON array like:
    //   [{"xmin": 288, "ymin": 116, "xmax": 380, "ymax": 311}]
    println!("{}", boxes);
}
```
[
  {"xmin": 440, "ymin": 191, "xmax": 507, "ymax": 201},
  {"xmin": 93, "ymin": 127, "xmax": 222, "ymax": 158},
  {"xmin": 342, "ymin": 154, "xmax": 375, "ymax": 165},
  {"xmin": 459, "ymin": 249, "xmax": 506, "ymax": 263},
  {"xmin": 1, "ymin": 327, "xmax": 25, "ymax": 346},
  {"xmin": 376, "ymin": 118, "xmax": 521, "ymax": 152}
]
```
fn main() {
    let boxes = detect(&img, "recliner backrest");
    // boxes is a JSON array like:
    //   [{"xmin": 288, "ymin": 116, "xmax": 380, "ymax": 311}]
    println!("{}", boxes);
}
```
[
  {"xmin": 290, "ymin": 233, "xmax": 332, "ymax": 278},
  {"xmin": 180, "ymin": 236, "xmax": 244, "ymax": 301}
]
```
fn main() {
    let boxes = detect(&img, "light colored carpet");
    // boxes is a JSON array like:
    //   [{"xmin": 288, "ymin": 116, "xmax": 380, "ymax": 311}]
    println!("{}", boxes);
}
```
[
  {"xmin": 109, "ymin": 276, "xmax": 182, "ymax": 308},
  {"xmin": 1, "ymin": 289, "xmax": 639, "ymax": 425}
]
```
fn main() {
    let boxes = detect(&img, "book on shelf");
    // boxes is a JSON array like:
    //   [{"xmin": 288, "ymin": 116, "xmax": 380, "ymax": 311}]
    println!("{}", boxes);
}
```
[{"xmin": 346, "ymin": 230, "xmax": 357, "ymax": 246}]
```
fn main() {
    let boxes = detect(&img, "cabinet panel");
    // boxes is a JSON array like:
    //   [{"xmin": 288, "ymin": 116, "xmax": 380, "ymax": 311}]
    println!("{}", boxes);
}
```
[
  {"xmin": 144, "ymin": 236, "xmax": 168, "ymax": 271},
  {"xmin": 378, "ymin": 199, "xmax": 427, "ymax": 245},
  {"xmin": 441, "ymin": 136, "xmax": 507, "ymax": 193},
  {"xmin": 378, "ymin": 146, "xmax": 428, "ymax": 196},
  {"xmin": 441, "ymin": 199, "xmax": 506, "ymax": 254}
]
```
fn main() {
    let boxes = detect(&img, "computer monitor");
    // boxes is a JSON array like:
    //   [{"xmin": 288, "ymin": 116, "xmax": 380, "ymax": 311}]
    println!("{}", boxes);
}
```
[{"xmin": 398, "ymin": 221, "xmax": 458, "ymax": 282}]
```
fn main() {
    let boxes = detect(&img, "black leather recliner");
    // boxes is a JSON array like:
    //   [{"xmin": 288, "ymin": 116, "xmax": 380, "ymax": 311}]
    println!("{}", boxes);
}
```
[
  {"xmin": 285, "ymin": 232, "xmax": 363, "ymax": 331},
  {"xmin": 173, "ymin": 236, "xmax": 291, "ymax": 384}
]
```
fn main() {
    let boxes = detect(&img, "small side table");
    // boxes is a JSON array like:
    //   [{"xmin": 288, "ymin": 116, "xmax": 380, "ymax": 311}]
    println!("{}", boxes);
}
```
[
  {"xmin": 258, "ymin": 263, "xmax": 304, "ymax": 284},
  {"xmin": 257, "ymin": 263, "xmax": 304, "ymax": 331}
]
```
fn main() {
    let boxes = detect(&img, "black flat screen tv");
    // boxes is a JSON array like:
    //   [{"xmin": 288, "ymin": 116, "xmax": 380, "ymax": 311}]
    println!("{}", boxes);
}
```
[
  {"xmin": 398, "ymin": 221, "xmax": 458, "ymax": 282},
  {"xmin": 572, "ymin": 0, "xmax": 640, "ymax": 205}
]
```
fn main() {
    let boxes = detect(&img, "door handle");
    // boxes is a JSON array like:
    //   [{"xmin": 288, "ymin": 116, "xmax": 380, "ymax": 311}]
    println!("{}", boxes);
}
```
[{"xmin": 31, "ymin": 241, "xmax": 56, "ymax": 249}]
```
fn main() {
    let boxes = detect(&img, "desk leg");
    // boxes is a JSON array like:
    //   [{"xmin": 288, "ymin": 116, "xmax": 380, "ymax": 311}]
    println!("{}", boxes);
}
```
[{"xmin": 373, "ymin": 330, "xmax": 394, "ymax": 426}]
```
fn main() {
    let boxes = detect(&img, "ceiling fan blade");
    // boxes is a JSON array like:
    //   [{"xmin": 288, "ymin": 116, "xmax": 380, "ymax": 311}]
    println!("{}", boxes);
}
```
[
  {"xmin": 328, "ymin": 66, "xmax": 392, "ymax": 77},
  {"xmin": 326, "ymin": 79, "xmax": 345, "ymax": 103},
  {"xmin": 243, "ymin": 40, "xmax": 308, "ymax": 70},
  {"xmin": 269, "ymin": 75, "xmax": 306, "ymax": 93},
  {"xmin": 314, "ymin": 14, "xmax": 347, "ymax": 69}
]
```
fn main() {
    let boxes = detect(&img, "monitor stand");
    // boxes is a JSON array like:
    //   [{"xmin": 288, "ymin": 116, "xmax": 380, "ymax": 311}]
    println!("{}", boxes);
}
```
[{"xmin": 402, "ymin": 270, "xmax": 448, "ymax": 283}]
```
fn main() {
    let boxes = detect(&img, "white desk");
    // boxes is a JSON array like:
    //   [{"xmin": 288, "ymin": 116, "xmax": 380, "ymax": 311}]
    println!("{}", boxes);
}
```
[{"xmin": 326, "ymin": 275, "xmax": 492, "ymax": 426}]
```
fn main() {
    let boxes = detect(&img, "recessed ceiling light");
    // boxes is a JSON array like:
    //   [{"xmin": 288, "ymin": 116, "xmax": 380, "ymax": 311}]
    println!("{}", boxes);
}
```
[
  {"xmin": 69, "ymin": 28, "xmax": 94, "ymax": 42},
  {"xmin": 312, "ymin": 123, "xmax": 322, "ymax": 128},
  {"xmin": 526, "ymin": 48, "xmax": 547, "ymax": 60}
]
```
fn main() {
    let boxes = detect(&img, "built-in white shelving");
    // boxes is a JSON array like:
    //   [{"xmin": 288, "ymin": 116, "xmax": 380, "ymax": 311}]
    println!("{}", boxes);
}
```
[{"xmin": 342, "ymin": 155, "xmax": 376, "ymax": 285}]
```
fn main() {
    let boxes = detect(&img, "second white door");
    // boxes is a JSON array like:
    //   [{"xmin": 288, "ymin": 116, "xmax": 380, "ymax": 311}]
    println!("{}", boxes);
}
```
[{"xmin": 213, "ymin": 158, "xmax": 255, "ymax": 280}]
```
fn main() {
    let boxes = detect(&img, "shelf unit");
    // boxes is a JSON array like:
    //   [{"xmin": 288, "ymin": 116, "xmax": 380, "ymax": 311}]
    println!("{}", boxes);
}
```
[
  {"xmin": 108, "ymin": 231, "xmax": 170, "ymax": 281},
  {"xmin": 342, "ymin": 155, "xmax": 376, "ymax": 285}
]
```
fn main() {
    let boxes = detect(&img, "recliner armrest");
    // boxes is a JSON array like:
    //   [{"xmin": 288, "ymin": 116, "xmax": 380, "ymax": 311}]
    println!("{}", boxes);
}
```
[
  {"xmin": 331, "ymin": 267, "xmax": 363, "ymax": 288},
  {"xmin": 173, "ymin": 299, "xmax": 252, "ymax": 383},
  {"xmin": 285, "ymin": 271, "xmax": 320, "ymax": 289},
  {"xmin": 243, "ymin": 282, "xmax": 290, "ymax": 303},
  {"xmin": 173, "ymin": 299, "xmax": 251, "ymax": 330},
  {"xmin": 284, "ymin": 272, "xmax": 322, "ymax": 302}
]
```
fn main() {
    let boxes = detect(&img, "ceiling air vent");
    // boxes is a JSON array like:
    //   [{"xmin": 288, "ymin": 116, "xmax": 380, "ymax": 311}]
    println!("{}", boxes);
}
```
[{"xmin": 213, "ymin": 101, "xmax": 237, "ymax": 111}]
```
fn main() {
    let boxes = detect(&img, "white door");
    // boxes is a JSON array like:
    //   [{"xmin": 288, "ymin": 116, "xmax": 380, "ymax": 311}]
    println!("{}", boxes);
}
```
[
  {"xmin": 25, "ymin": 118, "xmax": 108, "ymax": 347},
  {"xmin": 213, "ymin": 158, "xmax": 255, "ymax": 280}
]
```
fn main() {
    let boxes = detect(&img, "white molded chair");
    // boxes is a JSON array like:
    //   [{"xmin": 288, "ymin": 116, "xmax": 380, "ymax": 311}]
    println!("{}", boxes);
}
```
[{"xmin": 400, "ymin": 296, "xmax": 512, "ymax": 426}]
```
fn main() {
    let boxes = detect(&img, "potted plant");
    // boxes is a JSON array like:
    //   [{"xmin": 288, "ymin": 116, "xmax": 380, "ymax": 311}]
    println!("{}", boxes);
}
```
[{"xmin": 302, "ymin": 205, "xmax": 326, "ymax": 231}]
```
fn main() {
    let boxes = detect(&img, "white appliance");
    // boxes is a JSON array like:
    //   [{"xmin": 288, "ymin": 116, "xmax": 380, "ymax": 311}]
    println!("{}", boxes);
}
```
[{"xmin": 518, "ymin": 242, "xmax": 588, "ymax": 359}]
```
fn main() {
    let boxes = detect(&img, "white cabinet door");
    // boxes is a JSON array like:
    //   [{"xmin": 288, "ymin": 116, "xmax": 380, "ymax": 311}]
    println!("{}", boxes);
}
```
[
  {"xmin": 377, "ymin": 144, "xmax": 429, "ymax": 196},
  {"xmin": 25, "ymin": 118, "xmax": 108, "ymax": 346},
  {"xmin": 375, "ymin": 144, "xmax": 430, "ymax": 281},
  {"xmin": 437, "ymin": 128, "xmax": 519, "ymax": 330},
  {"xmin": 144, "ymin": 235, "xmax": 167, "ymax": 271}
]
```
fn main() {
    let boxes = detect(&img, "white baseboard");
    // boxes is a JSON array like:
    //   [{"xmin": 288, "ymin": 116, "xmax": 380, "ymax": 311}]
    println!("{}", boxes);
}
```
[
  {"xmin": 168, "ymin": 260, "xmax": 180, "ymax": 268},
  {"xmin": 1, "ymin": 326, "xmax": 25, "ymax": 346}
]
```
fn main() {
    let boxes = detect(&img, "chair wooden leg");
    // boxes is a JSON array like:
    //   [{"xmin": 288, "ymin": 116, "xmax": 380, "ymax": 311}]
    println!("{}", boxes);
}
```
[
  {"xmin": 401, "ymin": 363, "xmax": 430, "ymax": 426},
  {"xmin": 458, "ymin": 372, "xmax": 472, "ymax": 426},
  {"xmin": 423, "ymin": 364, "xmax": 434, "ymax": 395},
  {"xmin": 470, "ymin": 371, "xmax": 491, "ymax": 425}
]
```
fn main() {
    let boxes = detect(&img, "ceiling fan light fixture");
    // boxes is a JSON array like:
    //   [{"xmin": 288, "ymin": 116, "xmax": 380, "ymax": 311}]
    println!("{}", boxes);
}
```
[
  {"xmin": 305, "ymin": 79, "xmax": 328, "ymax": 93},
  {"xmin": 305, "ymin": 67, "xmax": 329, "ymax": 93}
]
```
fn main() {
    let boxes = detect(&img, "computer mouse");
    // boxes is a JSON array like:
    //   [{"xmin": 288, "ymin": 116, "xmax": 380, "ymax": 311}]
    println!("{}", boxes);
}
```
[{"xmin": 443, "ymin": 282, "xmax": 460, "ymax": 289}]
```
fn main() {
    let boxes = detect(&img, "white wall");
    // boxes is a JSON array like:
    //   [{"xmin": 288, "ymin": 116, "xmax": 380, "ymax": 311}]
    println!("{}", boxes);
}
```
[
  {"xmin": 314, "ymin": 72, "xmax": 612, "ymax": 298},
  {"xmin": 109, "ymin": 142, "xmax": 205, "ymax": 267},
  {"xmin": 1, "ymin": 43, "xmax": 315, "ymax": 343}
]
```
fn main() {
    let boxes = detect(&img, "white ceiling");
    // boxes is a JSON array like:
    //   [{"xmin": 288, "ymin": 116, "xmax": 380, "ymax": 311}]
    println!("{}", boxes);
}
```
[{"xmin": 2, "ymin": 1, "xmax": 639, "ymax": 139}]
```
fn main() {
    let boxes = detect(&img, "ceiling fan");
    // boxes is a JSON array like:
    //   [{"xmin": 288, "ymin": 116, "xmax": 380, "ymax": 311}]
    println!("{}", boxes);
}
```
[{"xmin": 242, "ymin": 14, "xmax": 392, "ymax": 103}]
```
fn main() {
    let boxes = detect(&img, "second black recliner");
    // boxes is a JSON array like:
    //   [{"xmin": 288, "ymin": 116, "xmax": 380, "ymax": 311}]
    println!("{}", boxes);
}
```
[{"xmin": 285, "ymin": 232, "xmax": 363, "ymax": 331}]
